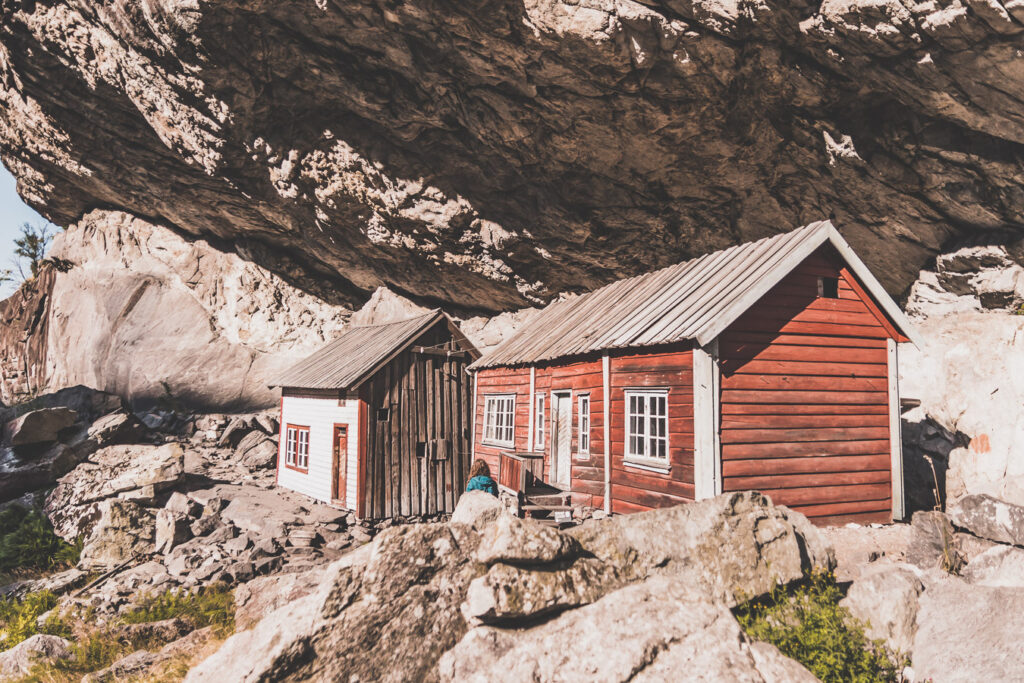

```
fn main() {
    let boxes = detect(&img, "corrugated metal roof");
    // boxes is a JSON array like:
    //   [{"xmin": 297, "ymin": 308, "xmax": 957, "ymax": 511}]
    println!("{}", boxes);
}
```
[
  {"xmin": 273, "ymin": 310, "xmax": 451, "ymax": 390},
  {"xmin": 471, "ymin": 220, "xmax": 919, "ymax": 369}
]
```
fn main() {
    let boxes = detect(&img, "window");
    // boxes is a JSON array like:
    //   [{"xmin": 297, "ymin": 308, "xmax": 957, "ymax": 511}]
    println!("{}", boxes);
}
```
[
  {"xmin": 578, "ymin": 394, "xmax": 591, "ymax": 455},
  {"xmin": 534, "ymin": 394, "xmax": 546, "ymax": 448},
  {"xmin": 625, "ymin": 390, "xmax": 668, "ymax": 465},
  {"xmin": 483, "ymin": 394, "xmax": 516, "ymax": 447},
  {"xmin": 818, "ymin": 276, "xmax": 839, "ymax": 299},
  {"xmin": 285, "ymin": 425, "xmax": 310, "ymax": 471}
]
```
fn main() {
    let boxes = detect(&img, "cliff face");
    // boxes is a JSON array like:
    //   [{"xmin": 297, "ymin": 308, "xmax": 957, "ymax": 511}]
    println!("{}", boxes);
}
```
[
  {"xmin": 1, "ymin": 0, "xmax": 1023, "ymax": 316},
  {"xmin": 1, "ymin": 210, "xmax": 352, "ymax": 409}
]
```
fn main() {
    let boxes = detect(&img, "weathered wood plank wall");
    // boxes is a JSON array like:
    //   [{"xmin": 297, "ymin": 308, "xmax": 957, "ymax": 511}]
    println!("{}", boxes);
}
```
[{"xmin": 360, "ymin": 322, "xmax": 473, "ymax": 518}]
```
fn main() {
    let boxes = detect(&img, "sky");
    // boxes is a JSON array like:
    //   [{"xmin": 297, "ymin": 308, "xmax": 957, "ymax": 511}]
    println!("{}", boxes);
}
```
[{"xmin": 0, "ymin": 164, "xmax": 52, "ymax": 299}]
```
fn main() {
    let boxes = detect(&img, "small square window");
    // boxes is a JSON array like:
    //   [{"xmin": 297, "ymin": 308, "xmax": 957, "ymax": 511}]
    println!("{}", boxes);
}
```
[
  {"xmin": 376, "ymin": 407, "xmax": 391, "ymax": 422},
  {"xmin": 818, "ymin": 276, "xmax": 839, "ymax": 299}
]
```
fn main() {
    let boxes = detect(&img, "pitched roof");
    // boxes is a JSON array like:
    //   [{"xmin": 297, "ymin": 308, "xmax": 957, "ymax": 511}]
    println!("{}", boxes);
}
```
[
  {"xmin": 471, "ymin": 220, "xmax": 919, "ymax": 369},
  {"xmin": 273, "ymin": 310, "xmax": 474, "ymax": 390}
]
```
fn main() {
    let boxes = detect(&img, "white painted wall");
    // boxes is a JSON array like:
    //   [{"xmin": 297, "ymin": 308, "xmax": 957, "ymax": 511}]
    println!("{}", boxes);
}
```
[{"xmin": 277, "ymin": 394, "xmax": 359, "ymax": 508}]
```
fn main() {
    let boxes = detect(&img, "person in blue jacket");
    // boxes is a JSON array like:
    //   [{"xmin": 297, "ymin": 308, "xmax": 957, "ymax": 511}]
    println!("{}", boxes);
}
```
[{"xmin": 466, "ymin": 459, "xmax": 498, "ymax": 496}]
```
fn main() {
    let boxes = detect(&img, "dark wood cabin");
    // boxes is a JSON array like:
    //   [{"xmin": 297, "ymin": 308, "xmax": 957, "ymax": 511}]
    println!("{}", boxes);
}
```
[
  {"xmin": 468, "ymin": 221, "xmax": 919, "ymax": 526},
  {"xmin": 271, "ymin": 310, "xmax": 480, "ymax": 518}
]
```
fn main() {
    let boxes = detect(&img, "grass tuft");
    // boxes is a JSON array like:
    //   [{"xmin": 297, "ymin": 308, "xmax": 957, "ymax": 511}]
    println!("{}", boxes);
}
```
[
  {"xmin": 6, "ymin": 584, "xmax": 235, "ymax": 682},
  {"xmin": 0, "ymin": 506, "xmax": 82, "ymax": 581},
  {"xmin": 123, "ymin": 584, "xmax": 234, "ymax": 635},
  {"xmin": 734, "ymin": 570, "xmax": 904, "ymax": 683}
]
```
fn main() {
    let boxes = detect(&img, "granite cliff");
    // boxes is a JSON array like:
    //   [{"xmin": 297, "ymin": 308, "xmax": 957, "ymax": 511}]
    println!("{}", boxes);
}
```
[
  {"xmin": 2, "ymin": 0, "xmax": 1024, "ymax": 313},
  {"xmin": 3, "ymin": 0, "xmax": 1024, "ymax": 407}
]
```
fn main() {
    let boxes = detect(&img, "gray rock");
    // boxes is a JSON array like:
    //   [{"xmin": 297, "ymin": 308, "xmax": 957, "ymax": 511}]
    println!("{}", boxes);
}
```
[
  {"xmin": 82, "ymin": 649, "xmax": 159, "ymax": 683},
  {"xmin": 568, "ymin": 491, "xmax": 835, "ymax": 606},
  {"xmin": 240, "ymin": 439, "xmax": 277, "ymax": 470},
  {"xmin": 186, "ymin": 493, "xmax": 830, "ymax": 682},
  {"xmin": 235, "ymin": 430, "xmax": 269, "ymax": 455},
  {"xmin": 449, "ymin": 490, "xmax": 502, "ymax": 529},
  {"xmin": 912, "ymin": 579, "xmax": 1024, "ymax": 682},
  {"xmin": 441, "ymin": 577, "xmax": 817, "ymax": 683},
  {"xmin": 3, "ymin": 407, "xmax": 77, "ymax": 448},
  {"xmin": 165, "ymin": 491, "xmax": 203, "ymax": 517},
  {"xmin": 475, "ymin": 514, "xmax": 581, "ymax": 565},
  {"xmin": 906, "ymin": 510, "xmax": 964, "ymax": 572},
  {"xmin": 233, "ymin": 567, "xmax": 326, "ymax": 631},
  {"xmin": 0, "ymin": 442, "xmax": 84, "ymax": 505},
  {"xmin": 86, "ymin": 410, "xmax": 149, "ymax": 447},
  {"xmin": 112, "ymin": 617, "xmax": 192, "ymax": 645},
  {"xmin": 0, "ymin": 634, "xmax": 72, "ymax": 678},
  {"xmin": 349, "ymin": 526, "xmax": 374, "ymax": 544},
  {"xmin": 218, "ymin": 418, "xmax": 254, "ymax": 448},
  {"xmin": 223, "ymin": 533, "xmax": 254, "ymax": 555},
  {"xmin": 253, "ymin": 414, "xmax": 278, "ymax": 436},
  {"xmin": 78, "ymin": 499, "xmax": 156, "ymax": 570},
  {"xmin": 45, "ymin": 443, "xmax": 184, "ymax": 540},
  {"xmin": 463, "ymin": 558, "xmax": 615, "ymax": 624},
  {"xmin": 228, "ymin": 562, "xmax": 255, "ymax": 583},
  {"xmin": 839, "ymin": 562, "xmax": 923, "ymax": 655},
  {"xmin": 155, "ymin": 509, "xmax": 192, "ymax": 554},
  {"xmin": 949, "ymin": 493, "xmax": 1024, "ymax": 546},
  {"xmin": 190, "ymin": 514, "xmax": 222, "ymax": 537},
  {"xmin": 961, "ymin": 544, "xmax": 1024, "ymax": 587}
]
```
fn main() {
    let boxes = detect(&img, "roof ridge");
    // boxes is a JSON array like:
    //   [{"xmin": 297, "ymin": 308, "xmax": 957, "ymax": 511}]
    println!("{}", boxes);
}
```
[{"xmin": 348, "ymin": 308, "xmax": 442, "ymax": 329}]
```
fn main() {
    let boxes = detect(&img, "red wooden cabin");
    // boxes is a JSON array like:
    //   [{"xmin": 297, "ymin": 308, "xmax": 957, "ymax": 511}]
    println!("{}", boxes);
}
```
[{"xmin": 468, "ymin": 221, "xmax": 920, "ymax": 526}]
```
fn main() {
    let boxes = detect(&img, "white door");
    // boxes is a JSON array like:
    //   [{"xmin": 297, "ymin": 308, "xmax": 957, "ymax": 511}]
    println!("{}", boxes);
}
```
[{"xmin": 553, "ymin": 393, "xmax": 572, "ymax": 489}]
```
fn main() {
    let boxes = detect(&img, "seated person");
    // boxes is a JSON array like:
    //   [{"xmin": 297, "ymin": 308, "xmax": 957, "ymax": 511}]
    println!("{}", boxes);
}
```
[{"xmin": 465, "ymin": 459, "xmax": 498, "ymax": 496}]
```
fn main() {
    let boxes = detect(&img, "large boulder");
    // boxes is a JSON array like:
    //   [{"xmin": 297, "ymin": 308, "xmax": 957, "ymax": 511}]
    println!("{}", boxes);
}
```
[
  {"xmin": 0, "ymin": 443, "xmax": 83, "ymax": 505},
  {"xmin": 86, "ymin": 410, "xmax": 150, "ymax": 447},
  {"xmin": 949, "ymin": 494, "xmax": 1024, "ymax": 546},
  {"xmin": 567, "ymin": 492, "xmax": 835, "ymax": 606},
  {"xmin": 186, "ymin": 493, "xmax": 830, "ymax": 682},
  {"xmin": 233, "ymin": 567, "xmax": 327, "ymax": 631},
  {"xmin": 906, "ymin": 510, "xmax": 964, "ymax": 571},
  {"xmin": 839, "ymin": 562, "xmax": 924, "ymax": 655},
  {"xmin": 442, "ymin": 577, "xmax": 817, "ymax": 683},
  {"xmin": 961, "ymin": 545, "xmax": 1024, "ymax": 588},
  {"xmin": 3, "ymin": 407, "xmax": 77, "ymax": 448},
  {"xmin": 449, "ymin": 490, "xmax": 503, "ymax": 529},
  {"xmin": 78, "ymin": 499, "xmax": 156, "ymax": 570},
  {"xmin": 912, "ymin": 580, "xmax": 1024, "ymax": 682},
  {"xmin": 45, "ymin": 443, "xmax": 184, "ymax": 540},
  {"xmin": 154, "ymin": 509, "xmax": 192, "ymax": 554},
  {"xmin": 236, "ymin": 431, "xmax": 277, "ymax": 470},
  {"xmin": 0, "ymin": 634, "xmax": 72, "ymax": 679}
]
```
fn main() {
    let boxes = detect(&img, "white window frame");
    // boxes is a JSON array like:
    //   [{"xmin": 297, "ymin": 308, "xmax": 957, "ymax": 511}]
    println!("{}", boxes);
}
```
[
  {"xmin": 483, "ymin": 394, "xmax": 516, "ymax": 448},
  {"xmin": 624, "ymin": 389, "xmax": 669, "ymax": 469},
  {"xmin": 577, "ymin": 393, "xmax": 591, "ymax": 456},
  {"xmin": 534, "ymin": 393, "xmax": 546, "ymax": 449},
  {"xmin": 285, "ymin": 424, "xmax": 310, "ymax": 471}
]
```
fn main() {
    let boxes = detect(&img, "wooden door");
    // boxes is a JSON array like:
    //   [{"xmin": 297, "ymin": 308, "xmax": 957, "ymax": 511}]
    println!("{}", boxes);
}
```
[
  {"xmin": 333, "ymin": 425, "xmax": 348, "ymax": 507},
  {"xmin": 552, "ymin": 392, "xmax": 572, "ymax": 489}
]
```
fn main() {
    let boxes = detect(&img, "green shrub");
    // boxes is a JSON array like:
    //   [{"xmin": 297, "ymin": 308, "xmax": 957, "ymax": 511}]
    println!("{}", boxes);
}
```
[
  {"xmin": 0, "ymin": 506, "xmax": 81, "ymax": 579},
  {"xmin": 0, "ymin": 590, "xmax": 70, "ymax": 649},
  {"xmin": 123, "ymin": 584, "xmax": 234, "ymax": 635},
  {"xmin": 734, "ymin": 571, "xmax": 903, "ymax": 683}
]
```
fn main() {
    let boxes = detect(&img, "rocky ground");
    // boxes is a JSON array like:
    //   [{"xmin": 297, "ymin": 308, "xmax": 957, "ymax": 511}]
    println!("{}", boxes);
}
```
[
  {"xmin": 0, "ymin": 386, "xmax": 441, "ymax": 679},
  {"xmin": 5, "ymin": 384, "xmax": 1024, "ymax": 681}
]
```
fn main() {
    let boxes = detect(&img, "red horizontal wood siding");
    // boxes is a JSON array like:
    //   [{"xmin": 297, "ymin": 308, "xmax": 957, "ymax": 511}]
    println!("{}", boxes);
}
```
[
  {"xmin": 719, "ymin": 246, "xmax": 893, "ymax": 525},
  {"xmin": 472, "ymin": 346, "xmax": 695, "ymax": 511},
  {"xmin": 607, "ymin": 346, "xmax": 694, "ymax": 514}
]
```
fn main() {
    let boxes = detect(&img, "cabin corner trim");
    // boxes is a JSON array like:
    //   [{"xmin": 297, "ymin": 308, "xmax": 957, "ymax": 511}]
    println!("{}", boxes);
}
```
[
  {"xmin": 693, "ymin": 340, "xmax": 721, "ymax": 500},
  {"xmin": 888, "ymin": 338, "xmax": 906, "ymax": 521}
]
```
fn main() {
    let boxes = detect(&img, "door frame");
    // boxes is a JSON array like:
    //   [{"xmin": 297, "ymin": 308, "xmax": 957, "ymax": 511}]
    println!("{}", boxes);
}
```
[
  {"xmin": 332, "ymin": 423, "xmax": 349, "ymax": 506},
  {"xmin": 550, "ymin": 389, "xmax": 573, "ymax": 489}
]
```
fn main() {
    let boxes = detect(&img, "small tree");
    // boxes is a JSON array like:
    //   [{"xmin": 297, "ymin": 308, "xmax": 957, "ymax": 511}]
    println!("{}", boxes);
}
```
[{"xmin": 11, "ymin": 222, "xmax": 54, "ymax": 280}]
